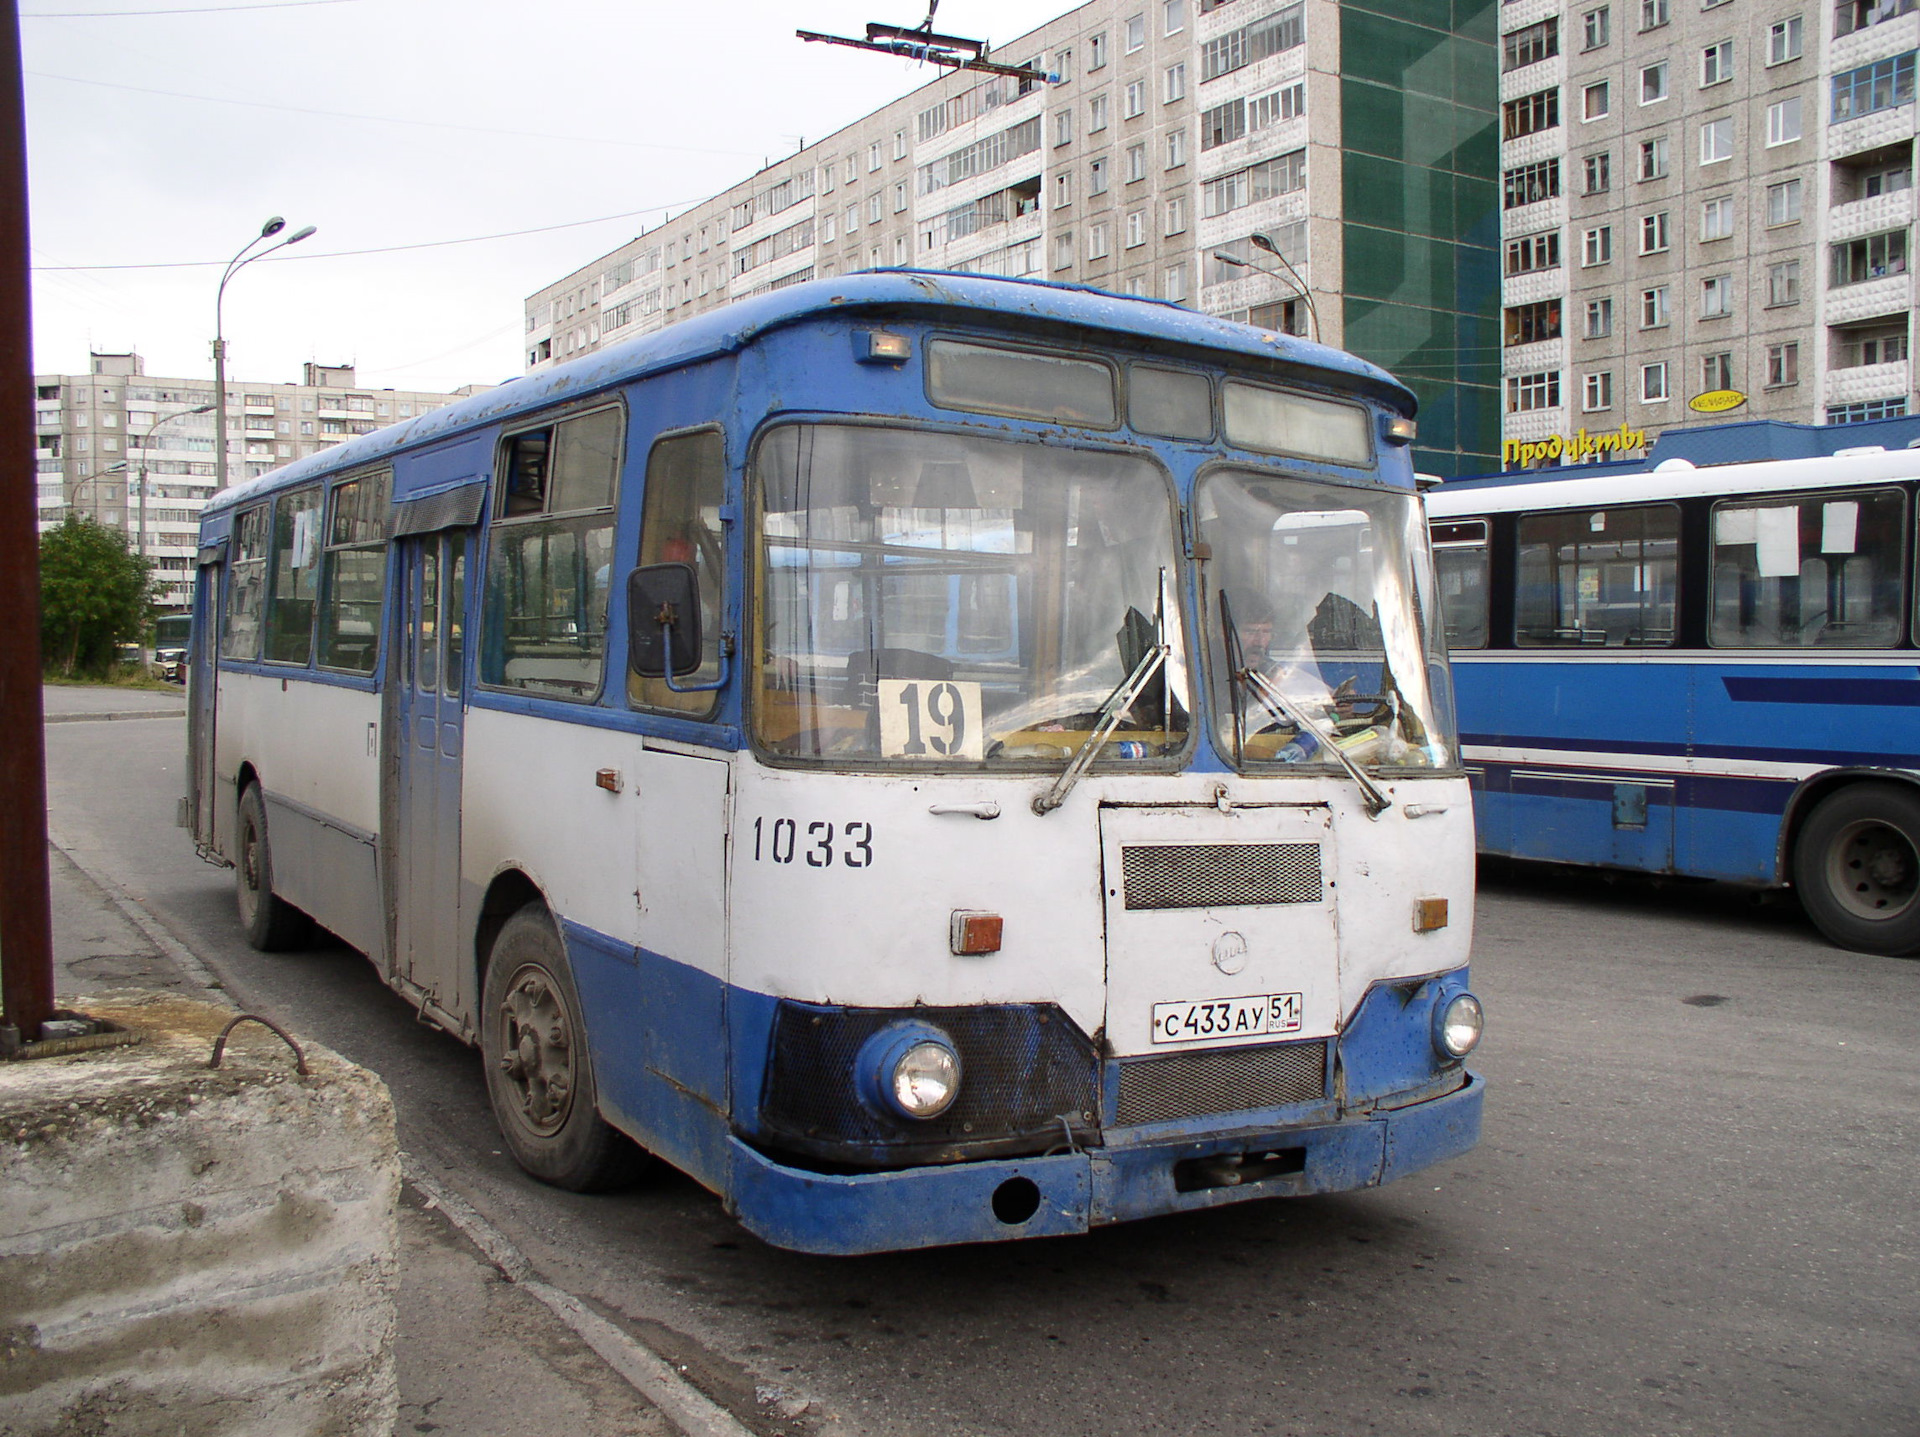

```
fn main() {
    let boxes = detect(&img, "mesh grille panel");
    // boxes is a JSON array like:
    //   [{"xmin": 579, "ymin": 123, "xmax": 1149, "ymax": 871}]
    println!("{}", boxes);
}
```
[
  {"xmin": 1116, "ymin": 1040, "xmax": 1328, "ymax": 1126},
  {"xmin": 1121, "ymin": 843, "xmax": 1322, "ymax": 909}
]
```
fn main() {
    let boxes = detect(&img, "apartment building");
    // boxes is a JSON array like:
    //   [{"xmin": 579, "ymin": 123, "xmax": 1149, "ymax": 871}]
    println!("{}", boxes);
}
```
[
  {"xmin": 526, "ymin": 0, "xmax": 1504, "ymax": 476},
  {"xmin": 1499, "ymin": 0, "xmax": 1915, "ymax": 462},
  {"xmin": 33, "ymin": 351, "xmax": 485, "ymax": 607}
]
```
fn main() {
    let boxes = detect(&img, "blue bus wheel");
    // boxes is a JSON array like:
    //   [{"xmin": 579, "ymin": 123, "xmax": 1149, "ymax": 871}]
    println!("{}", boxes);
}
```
[
  {"xmin": 479, "ymin": 904, "xmax": 649, "ymax": 1192},
  {"xmin": 1793, "ymin": 783, "xmax": 1920, "ymax": 958}
]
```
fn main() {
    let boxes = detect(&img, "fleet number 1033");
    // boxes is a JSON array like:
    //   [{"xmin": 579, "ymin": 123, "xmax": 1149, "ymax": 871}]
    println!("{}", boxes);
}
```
[{"xmin": 750, "ymin": 817, "xmax": 875, "ymax": 869}]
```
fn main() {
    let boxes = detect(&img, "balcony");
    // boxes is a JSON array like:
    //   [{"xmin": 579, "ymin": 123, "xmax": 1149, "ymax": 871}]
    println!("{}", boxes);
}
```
[
  {"xmin": 1824, "ymin": 357, "xmax": 1911, "ymax": 406},
  {"xmin": 1824, "ymin": 272, "xmax": 1912, "ymax": 324},
  {"xmin": 1827, "ymin": 186, "xmax": 1914, "ymax": 241}
]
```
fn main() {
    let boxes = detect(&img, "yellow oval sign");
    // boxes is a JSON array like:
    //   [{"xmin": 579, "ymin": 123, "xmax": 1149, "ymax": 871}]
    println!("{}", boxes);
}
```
[{"xmin": 1689, "ymin": 389, "xmax": 1747, "ymax": 413}]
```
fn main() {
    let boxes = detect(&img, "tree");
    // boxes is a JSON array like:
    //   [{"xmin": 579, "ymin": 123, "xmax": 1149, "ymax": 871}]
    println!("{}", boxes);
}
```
[{"xmin": 38, "ymin": 516, "xmax": 153, "ymax": 678}]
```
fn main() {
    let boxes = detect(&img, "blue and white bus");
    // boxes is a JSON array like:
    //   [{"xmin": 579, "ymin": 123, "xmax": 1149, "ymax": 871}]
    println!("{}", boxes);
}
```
[
  {"xmin": 1427, "ymin": 446, "xmax": 1920, "ymax": 956},
  {"xmin": 187, "ymin": 272, "xmax": 1483, "ymax": 1254}
]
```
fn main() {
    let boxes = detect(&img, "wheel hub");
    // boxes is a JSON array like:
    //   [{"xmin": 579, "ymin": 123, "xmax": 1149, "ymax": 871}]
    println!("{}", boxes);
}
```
[
  {"xmin": 1830, "ymin": 819, "xmax": 1920, "ymax": 919},
  {"xmin": 496, "ymin": 963, "xmax": 575, "ymax": 1136}
]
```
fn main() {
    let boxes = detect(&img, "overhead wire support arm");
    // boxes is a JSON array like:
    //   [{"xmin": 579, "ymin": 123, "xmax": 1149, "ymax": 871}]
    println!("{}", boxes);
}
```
[{"xmin": 795, "ymin": 25, "xmax": 1060, "ymax": 84}]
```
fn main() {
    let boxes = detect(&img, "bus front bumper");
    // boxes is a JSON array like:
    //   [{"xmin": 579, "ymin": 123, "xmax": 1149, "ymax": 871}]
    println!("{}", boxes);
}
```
[{"xmin": 723, "ymin": 1070, "xmax": 1482, "ymax": 1256}]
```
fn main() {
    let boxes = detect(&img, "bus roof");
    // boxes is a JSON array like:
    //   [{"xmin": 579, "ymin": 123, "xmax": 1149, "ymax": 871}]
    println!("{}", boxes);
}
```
[
  {"xmin": 1426, "ymin": 446, "xmax": 1920, "ymax": 519},
  {"xmin": 206, "ymin": 271, "xmax": 1415, "ymax": 518}
]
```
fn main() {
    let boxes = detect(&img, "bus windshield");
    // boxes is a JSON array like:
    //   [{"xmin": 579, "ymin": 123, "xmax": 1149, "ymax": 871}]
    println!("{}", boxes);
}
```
[
  {"xmin": 1197, "ymin": 468, "xmax": 1456, "ymax": 773},
  {"xmin": 754, "ymin": 423, "xmax": 1190, "ymax": 766}
]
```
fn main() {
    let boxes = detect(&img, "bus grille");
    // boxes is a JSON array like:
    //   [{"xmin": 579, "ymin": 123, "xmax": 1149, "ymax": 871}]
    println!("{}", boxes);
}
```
[
  {"xmin": 1115, "ymin": 1041, "xmax": 1328, "ymax": 1126},
  {"xmin": 760, "ymin": 1002, "xmax": 1100, "ymax": 1160},
  {"xmin": 1121, "ymin": 843, "xmax": 1323, "ymax": 909}
]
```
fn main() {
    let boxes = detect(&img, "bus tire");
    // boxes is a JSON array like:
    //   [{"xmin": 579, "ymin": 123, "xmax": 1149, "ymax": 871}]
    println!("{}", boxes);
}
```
[
  {"xmin": 1792, "ymin": 783, "xmax": 1920, "ymax": 957},
  {"xmin": 235, "ymin": 782, "xmax": 312, "ymax": 952},
  {"xmin": 480, "ymin": 904, "xmax": 647, "ymax": 1192}
]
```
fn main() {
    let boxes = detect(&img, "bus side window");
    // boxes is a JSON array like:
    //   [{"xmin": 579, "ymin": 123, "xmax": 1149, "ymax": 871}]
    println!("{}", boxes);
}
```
[
  {"xmin": 1515, "ymin": 504, "xmax": 1679, "ymax": 647},
  {"xmin": 221, "ymin": 504, "xmax": 270, "ymax": 661},
  {"xmin": 1429, "ymin": 520, "xmax": 1489, "ymax": 649},
  {"xmin": 481, "ymin": 406, "xmax": 623, "ymax": 700},
  {"xmin": 630, "ymin": 429, "xmax": 727, "ymax": 716},
  {"xmin": 1709, "ymin": 489, "xmax": 1905, "ymax": 648},
  {"xmin": 317, "ymin": 468, "xmax": 390, "ymax": 675},
  {"xmin": 264, "ymin": 486, "xmax": 324, "ymax": 665}
]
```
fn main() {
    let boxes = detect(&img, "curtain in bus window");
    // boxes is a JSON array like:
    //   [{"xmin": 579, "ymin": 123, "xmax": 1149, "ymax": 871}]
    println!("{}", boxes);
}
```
[
  {"xmin": 1710, "ymin": 489, "xmax": 1905, "ymax": 647},
  {"xmin": 1515, "ymin": 504, "xmax": 1679, "ymax": 646},
  {"xmin": 222, "ymin": 505, "xmax": 270, "ymax": 660},
  {"xmin": 318, "ymin": 468, "xmax": 389, "ymax": 674},
  {"xmin": 630, "ymin": 430, "xmax": 727, "ymax": 716},
  {"xmin": 482, "ymin": 406, "xmax": 622, "ymax": 699}
]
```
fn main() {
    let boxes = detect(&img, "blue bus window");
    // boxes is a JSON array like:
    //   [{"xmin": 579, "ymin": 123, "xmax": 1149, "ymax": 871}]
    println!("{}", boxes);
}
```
[
  {"xmin": 1221, "ymin": 380, "xmax": 1372, "ymax": 466},
  {"xmin": 264, "ymin": 486, "xmax": 322, "ymax": 665},
  {"xmin": 1430, "ymin": 519, "xmax": 1490, "ymax": 649},
  {"xmin": 1130, "ymin": 365, "xmax": 1212, "ymax": 439},
  {"xmin": 1709, "ymin": 489, "xmax": 1905, "ymax": 647},
  {"xmin": 926, "ymin": 339, "xmax": 1118, "ymax": 427},
  {"xmin": 222, "ymin": 505, "xmax": 269, "ymax": 660},
  {"xmin": 1516, "ymin": 504, "xmax": 1678, "ymax": 647}
]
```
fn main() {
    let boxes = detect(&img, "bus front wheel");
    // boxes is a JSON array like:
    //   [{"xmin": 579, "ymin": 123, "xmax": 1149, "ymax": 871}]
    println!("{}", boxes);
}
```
[
  {"xmin": 480, "ymin": 904, "xmax": 647, "ymax": 1192},
  {"xmin": 235, "ymin": 783, "xmax": 311, "ymax": 952},
  {"xmin": 1793, "ymin": 783, "xmax": 1920, "ymax": 957}
]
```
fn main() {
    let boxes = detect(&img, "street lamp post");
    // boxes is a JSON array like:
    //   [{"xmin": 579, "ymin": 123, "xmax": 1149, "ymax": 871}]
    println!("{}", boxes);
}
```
[
  {"xmin": 213, "ymin": 216, "xmax": 316, "ymax": 492},
  {"xmin": 1211, "ymin": 228, "xmax": 1321, "ymax": 343},
  {"xmin": 108, "ymin": 403, "xmax": 216, "ymax": 595}
]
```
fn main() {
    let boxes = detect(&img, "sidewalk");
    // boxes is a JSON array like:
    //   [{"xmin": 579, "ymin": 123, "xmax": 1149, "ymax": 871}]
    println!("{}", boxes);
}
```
[{"xmin": 46, "ymin": 843, "xmax": 674, "ymax": 1437}]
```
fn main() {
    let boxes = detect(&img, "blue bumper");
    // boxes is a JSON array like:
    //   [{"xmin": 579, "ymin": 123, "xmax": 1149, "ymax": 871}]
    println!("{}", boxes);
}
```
[{"xmin": 723, "ymin": 1070, "xmax": 1483, "ymax": 1256}]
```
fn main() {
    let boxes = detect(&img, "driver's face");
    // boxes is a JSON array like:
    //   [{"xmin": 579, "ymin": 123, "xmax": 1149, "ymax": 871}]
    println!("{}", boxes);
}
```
[{"xmin": 1240, "ymin": 620, "xmax": 1274, "ymax": 657}]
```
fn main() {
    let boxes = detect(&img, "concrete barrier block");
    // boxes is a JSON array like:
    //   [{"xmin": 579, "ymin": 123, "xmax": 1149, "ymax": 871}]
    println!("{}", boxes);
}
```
[{"xmin": 0, "ymin": 993, "xmax": 399, "ymax": 1437}]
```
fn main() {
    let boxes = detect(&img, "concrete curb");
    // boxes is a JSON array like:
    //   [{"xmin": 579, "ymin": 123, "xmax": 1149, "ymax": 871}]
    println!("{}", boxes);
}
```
[
  {"xmin": 44, "ymin": 828, "xmax": 762, "ymax": 1437},
  {"xmin": 44, "ymin": 711, "xmax": 188, "ymax": 723}
]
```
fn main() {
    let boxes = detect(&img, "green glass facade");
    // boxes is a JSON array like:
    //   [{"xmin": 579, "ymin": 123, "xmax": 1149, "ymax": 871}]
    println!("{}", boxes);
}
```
[{"xmin": 1338, "ymin": 0, "xmax": 1501, "ymax": 477}]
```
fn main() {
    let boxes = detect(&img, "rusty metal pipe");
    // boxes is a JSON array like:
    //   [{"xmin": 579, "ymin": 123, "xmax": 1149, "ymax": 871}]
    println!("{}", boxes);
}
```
[{"xmin": 0, "ymin": 0, "xmax": 57, "ymax": 1043}]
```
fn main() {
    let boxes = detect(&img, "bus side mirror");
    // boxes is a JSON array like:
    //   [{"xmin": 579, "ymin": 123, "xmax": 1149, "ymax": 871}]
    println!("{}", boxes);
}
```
[{"xmin": 627, "ymin": 563, "xmax": 703, "ymax": 677}]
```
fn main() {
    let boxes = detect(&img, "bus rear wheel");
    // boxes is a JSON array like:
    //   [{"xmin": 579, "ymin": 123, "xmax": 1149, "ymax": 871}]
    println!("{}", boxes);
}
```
[
  {"xmin": 480, "ymin": 904, "xmax": 647, "ymax": 1192},
  {"xmin": 1792, "ymin": 783, "xmax": 1920, "ymax": 957},
  {"xmin": 235, "ymin": 782, "xmax": 312, "ymax": 952}
]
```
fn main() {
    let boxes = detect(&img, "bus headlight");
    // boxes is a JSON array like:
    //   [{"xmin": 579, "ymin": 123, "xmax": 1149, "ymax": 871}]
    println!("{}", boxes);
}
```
[
  {"xmin": 858, "ymin": 1024, "xmax": 963, "ymax": 1120},
  {"xmin": 1433, "ymin": 992, "xmax": 1484, "ymax": 1060}
]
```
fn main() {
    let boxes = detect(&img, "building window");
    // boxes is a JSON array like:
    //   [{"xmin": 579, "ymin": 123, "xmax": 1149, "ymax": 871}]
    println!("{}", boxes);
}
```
[
  {"xmin": 1505, "ymin": 300, "xmax": 1564, "ymax": 346},
  {"xmin": 1640, "ymin": 0, "xmax": 1668, "ymax": 28},
  {"xmin": 1582, "ymin": 225, "xmax": 1613, "ymax": 265},
  {"xmin": 1701, "ymin": 274, "xmax": 1733, "ymax": 316},
  {"xmin": 1832, "ymin": 54, "xmax": 1915, "ymax": 121},
  {"xmin": 1766, "ymin": 342, "xmax": 1799, "ymax": 386},
  {"xmin": 1584, "ymin": 151, "xmax": 1612, "ymax": 193},
  {"xmin": 893, "ymin": 130, "xmax": 907, "ymax": 160},
  {"xmin": 1508, "ymin": 230, "xmax": 1563, "ymax": 274},
  {"xmin": 1767, "ymin": 16, "xmax": 1803, "ymax": 64},
  {"xmin": 1586, "ymin": 297, "xmax": 1614, "ymax": 338},
  {"xmin": 868, "ymin": 142, "xmax": 882, "ymax": 171},
  {"xmin": 1701, "ymin": 352, "xmax": 1733, "ymax": 391},
  {"xmin": 1126, "ymin": 12, "xmax": 1146, "ymax": 51},
  {"xmin": 1164, "ymin": 63, "xmax": 1187, "ymax": 102},
  {"xmin": 1641, "ymin": 62, "xmax": 1669, "ymax": 103},
  {"xmin": 1860, "ymin": 158, "xmax": 1913, "ymax": 196},
  {"xmin": 1055, "ymin": 171, "xmax": 1073, "ymax": 208},
  {"xmin": 1767, "ymin": 98, "xmax": 1803, "ymax": 145},
  {"xmin": 1164, "ymin": 262, "xmax": 1188, "ymax": 301},
  {"xmin": 868, "ymin": 194, "xmax": 882, "ymax": 225},
  {"xmin": 893, "ymin": 181, "xmax": 907, "ymax": 212},
  {"xmin": 1504, "ymin": 89, "xmax": 1561, "ymax": 139},
  {"xmin": 1053, "ymin": 231, "xmax": 1075, "ymax": 269},
  {"xmin": 1089, "ymin": 157, "xmax": 1108, "ymax": 195},
  {"xmin": 1641, "ymin": 284, "xmax": 1671, "ymax": 326},
  {"xmin": 1123, "ymin": 142, "xmax": 1145, "ymax": 182},
  {"xmin": 1166, "ymin": 128, "xmax": 1187, "ymax": 167},
  {"xmin": 1165, "ymin": 195, "xmax": 1187, "ymax": 233},
  {"xmin": 1584, "ymin": 81, "xmax": 1611, "ymax": 120},
  {"xmin": 1125, "ymin": 80, "xmax": 1146, "ymax": 118},
  {"xmin": 1503, "ymin": 18, "xmax": 1560, "ymax": 71},
  {"xmin": 1203, "ymin": 150, "xmax": 1307, "ymax": 215},
  {"xmin": 1583, "ymin": 6, "xmax": 1611, "ymax": 49},
  {"xmin": 1507, "ymin": 370, "xmax": 1563, "ymax": 412},
  {"xmin": 1090, "ymin": 94, "xmax": 1109, "ymax": 131},
  {"xmin": 1836, "ymin": 320, "xmax": 1911, "ymax": 366},
  {"xmin": 1640, "ymin": 211, "xmax": 1671, "ymax": 253},
  {"xmin": 1835, "ymin": 0, "xmax": 1917, "ymax": 36},
  {"xmin": 1767, "ymin": 259, "xmax": 1802, "ymax": 305},
  {"xmin": 1831, "ymin": 229, "xmax": 1909, "ymax": 284},
  {"xmin": 1250, "ymin": 82, "xmax": 1305, "ymax": 127},
  {"xmin": 1503, "ymin": 158, "xmax": 1562, "ymax": 208},
  {"xmin": 1090, "ymin": 31, "xmax": 1107, "ymax": 68},
  {"xmin": 1700, "ymin": 41, "xmax": 1733, "ymax": 87},
  {"xmin": 1583, "ymin": 371, "xmax": 1614, "ymax": 410},
  {"xmin": 1699, "ymin": 118, "xmax": 1733, "ymax": 165},
  {"xmin": 1639, "ymin": 136, "xmax": 1670, "ymax": 179},
  {"xmin": 1767, "ymin": 177, "xmax": 1804, "ymax": 224},
  {"xmin": 1055, "ymin": 109, "xmax": 1074, "ymax": 146},
  {"xmin": 1204, "ymin": 98, "xmax": 1247, "ymax": 148},
  {"xmin": 1641, "ymin": 362, "xmax": 1670, "ymax": 401},
  {"xmin": 1700, "ymin": 196, "xmax": 1734, "ymax": 240},
  {"xmin": 1088, "ymin": 223, "xmax": 1111, "ymax": 259},
  {"xmin": 1828, "ymin": 398, "xmax": 1910, "ymax": 423},
  {"xmin": 1125, "ymin": 210, "xmax": 1146, "ymax": 247},
  {"xmin": 1165, "ymin": 0, "xmax": 1185, "ymax": 34}
]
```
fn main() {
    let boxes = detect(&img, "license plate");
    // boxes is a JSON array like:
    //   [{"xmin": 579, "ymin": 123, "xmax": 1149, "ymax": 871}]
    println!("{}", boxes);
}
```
[{"xmin": 1151, "ymin": 993, "xmax": 1303, "ymax": 1044}]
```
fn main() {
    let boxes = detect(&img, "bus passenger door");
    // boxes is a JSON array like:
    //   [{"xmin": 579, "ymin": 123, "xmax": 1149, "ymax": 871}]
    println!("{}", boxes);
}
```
[
  {"xmin": 187, "ymin": 544, "xmax": 223, "ymax": 850},
  {"xmin": 394, "ymin": 530, "xmax": 471, "ymax": 1015}
]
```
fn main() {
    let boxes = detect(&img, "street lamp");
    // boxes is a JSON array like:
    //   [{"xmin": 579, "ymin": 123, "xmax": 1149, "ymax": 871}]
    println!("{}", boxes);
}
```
[
  {"xmin": 1211, "ymin": 228, "xmax": 1320, "ymax": 344},
  {"xmin": 213, "ymin": 215, "xmax": 316, "ymax": 492},
  {"xmin": 105, "ymin": 403, "xmax": 216, "ymax": 598}
]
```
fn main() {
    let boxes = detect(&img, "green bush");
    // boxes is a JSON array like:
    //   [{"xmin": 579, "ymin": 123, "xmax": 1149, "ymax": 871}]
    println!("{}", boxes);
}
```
[{"xmin": 39, "ymin": 516, "xmax": 153, "ymax": 678}]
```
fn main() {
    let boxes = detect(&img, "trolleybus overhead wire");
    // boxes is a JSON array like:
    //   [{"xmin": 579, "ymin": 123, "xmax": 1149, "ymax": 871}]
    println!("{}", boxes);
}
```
[{"xmin": 797, "ymin": 3, "xmax": 1060, "ymax": 84}]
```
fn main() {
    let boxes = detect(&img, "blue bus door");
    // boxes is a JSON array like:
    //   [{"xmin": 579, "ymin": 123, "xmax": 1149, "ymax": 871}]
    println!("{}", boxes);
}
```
[
  {"xmin": 394, "ymin": 530, "xmax": 469, "ymax": 1016},
  {"xmin": 187, "ymin": 546, "xmax": 223, "ymax": 851}
]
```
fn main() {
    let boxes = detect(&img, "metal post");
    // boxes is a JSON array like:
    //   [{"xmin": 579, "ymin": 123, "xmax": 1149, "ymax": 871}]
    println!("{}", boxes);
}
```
[
  {"xmin": 0, "ymin": 0, "xmax": 58, "ymax": 1043},
  {"xmin": 211, "ymin": 335, "xmax": 227, "ymax": 492}
]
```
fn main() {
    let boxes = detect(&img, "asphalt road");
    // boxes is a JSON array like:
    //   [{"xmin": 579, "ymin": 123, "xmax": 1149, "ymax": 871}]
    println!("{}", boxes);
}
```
[{"xmin": 43, "ymin": 700, "xmax": 1920, "ymax": 1437}]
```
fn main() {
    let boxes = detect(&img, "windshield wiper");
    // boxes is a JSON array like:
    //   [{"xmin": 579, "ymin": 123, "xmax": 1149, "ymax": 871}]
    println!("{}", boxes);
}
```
[
  {"xmin": 1241, "ymin": 668, "xmax": 1393, "ymax": 818},
  {"xmin": 1033, "ymin": 573, "xmax": 1170, "ymax": 817}
]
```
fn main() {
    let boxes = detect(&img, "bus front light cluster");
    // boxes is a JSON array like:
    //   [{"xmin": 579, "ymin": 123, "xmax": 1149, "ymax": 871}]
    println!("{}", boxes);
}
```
[
  {"xmin": 1433, "ymin": 992, "xmax": 1484, "ymax": 1060},
  {"xmin": 857, "ymin": 1023, "xmax": 963, "ymax": 1120}
]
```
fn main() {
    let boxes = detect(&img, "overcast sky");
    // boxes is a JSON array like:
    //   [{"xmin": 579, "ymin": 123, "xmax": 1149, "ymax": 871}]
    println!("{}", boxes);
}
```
[{"xmin": 24, "ymin": 0, "xmax": 1058, "ymax": 393}]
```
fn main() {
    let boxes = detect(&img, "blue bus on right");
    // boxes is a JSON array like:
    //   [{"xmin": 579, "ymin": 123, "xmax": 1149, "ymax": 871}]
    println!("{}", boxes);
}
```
[{"xmin": 1427, "ymin": 443, "xmax": 1920, "ymax": 956}]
